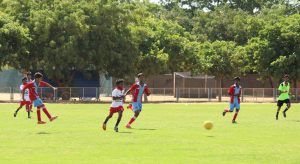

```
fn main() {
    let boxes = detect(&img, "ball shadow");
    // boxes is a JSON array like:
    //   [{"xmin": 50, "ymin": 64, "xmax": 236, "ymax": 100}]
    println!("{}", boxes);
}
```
[{"xmin": 36, "ymin": 132, "xmax": 51, "ymax": 135}]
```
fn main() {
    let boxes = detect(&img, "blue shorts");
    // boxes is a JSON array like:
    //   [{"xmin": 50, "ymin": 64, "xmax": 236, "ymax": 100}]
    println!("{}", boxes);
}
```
[
  {"xmin": 33, "ymin": 98, "xmax": 44, "ymax": 107},
  {"xmin": 132, "ymin": 102, "xmax": 142, "ymax": 112},
  {"xmin": 229, "ymin": 98, "xmax": 240, "ymax": 112}
]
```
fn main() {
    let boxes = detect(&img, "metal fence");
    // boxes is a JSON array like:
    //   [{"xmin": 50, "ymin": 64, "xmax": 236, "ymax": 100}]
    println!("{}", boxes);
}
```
[{"xmin": 0, "ymin": 87, "xmax": 299, "ymax": 103}]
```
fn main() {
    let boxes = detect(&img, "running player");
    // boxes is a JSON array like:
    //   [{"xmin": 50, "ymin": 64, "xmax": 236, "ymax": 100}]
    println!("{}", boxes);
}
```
[
  {"xmin": 14, "ymin": 77, "xmax": 31, "ymax": 118},
  {"xmin": 276, "ymin": 74, "xmax": 291, "ymax": 120},
  {"xmin": 22, "ymin": 72, "xmax": 58, "ymax": 124},
  {"xmin": 125, "ymin": 73, "xmax": 151, "ymax": 128},
  {"xmin": 222, "ymin": 77, "xmax": 242, "ymax": 124},
  {"xmin": 26, "ymin": 72, "xmax": 33, "ymax": 112},
  {"xmin": 102, "ymin": 79, "xmax": 125, "ymax": 132}
]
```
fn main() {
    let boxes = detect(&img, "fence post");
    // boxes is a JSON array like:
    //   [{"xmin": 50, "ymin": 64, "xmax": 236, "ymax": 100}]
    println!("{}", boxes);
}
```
[
  {"xmin": 95, "ymin": 87, "xmax": 98, "ymax": 101},
  {"xmin": 53, "ymin": 88, "xmax": 56, "ymax": 102},
  {"xmin": 253, "ymin": 88, "xmax": 255, "ymax": 102},
  {"xmin": 296, "ymin": 88, "xmax": 298, "ymax": 102},
  {"xmin": 164, "ymin": 88, "xmax": 166, "ymax": 101},
  {"xmin": 10, "ymin": 87, "xmax": 13, "ymax": 102},
  {"xmin": 176, "ymin": 88, "xmax": 179, "ymax": 102},
  {"xmin": 220, "ymin": 88, "xmax": 223, "ymax": 102},
  {"xmin": 262, "ymin": 88, "xmax": 265, "ymax": 102},
  {"xmin": 208, "ymin": 88, "xmax": 211, "ymax": 102},
  {"xmin": 83, "ymin": 88, "xmax": 85, "ymax": 100},
  {"xmin": 70, "ymin": 88, "xmax": 72, "ymax": 101}
]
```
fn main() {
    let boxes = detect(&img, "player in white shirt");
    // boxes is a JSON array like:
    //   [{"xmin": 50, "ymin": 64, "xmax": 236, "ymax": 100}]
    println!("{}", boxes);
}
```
[
  {"xmin": 102, "ymin": 79, "xmax": 125, "ymax": 132},
  {"xmin": 14, "ymin": 77, "xmax": 32, "ymax": 118}
]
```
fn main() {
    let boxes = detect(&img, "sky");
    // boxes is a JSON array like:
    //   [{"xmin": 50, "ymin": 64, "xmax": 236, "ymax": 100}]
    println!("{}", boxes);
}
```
[{"xmin": 149, "ymin": 0, "xmax": 160, "ymax": 3}]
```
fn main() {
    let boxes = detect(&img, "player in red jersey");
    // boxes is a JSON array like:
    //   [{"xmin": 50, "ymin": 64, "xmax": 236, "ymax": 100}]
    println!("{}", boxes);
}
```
[
  {"xmin": 222, "ymin": 77, "xmax": 242, "ymax": 123},
  {"xmin": 26, "ymin": 72, "xmax": 33, "ymax": 112},
  {"xmin": 14, "ymin": 77, "xmax": 32, "ymax": 118},
  {"xmin": 125, "ymin": 73, "xmax": 151, "ymax": 129},
  {"xmin": 22, "ymin": 72, "xmax": 58, "ymax": 124},
  {"xmin": 102, "ymin": 79, "xmax": 125, "ymax": 132}
]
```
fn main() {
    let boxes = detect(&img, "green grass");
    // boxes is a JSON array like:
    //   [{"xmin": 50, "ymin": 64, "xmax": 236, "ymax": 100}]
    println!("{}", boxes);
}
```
[{"xmin": 1, "ymin": 103, "xmax": 300, "ymax": 164}]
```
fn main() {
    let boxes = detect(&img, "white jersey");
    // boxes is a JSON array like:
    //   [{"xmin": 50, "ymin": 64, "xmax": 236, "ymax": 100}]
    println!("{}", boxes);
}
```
[
  {"xmin": 20, "ymin": 84, "xmax": 30, "ymax": 101},
  {"xmin": 111, "ymin": 88, "xmax": 124, "ymax": 108}
]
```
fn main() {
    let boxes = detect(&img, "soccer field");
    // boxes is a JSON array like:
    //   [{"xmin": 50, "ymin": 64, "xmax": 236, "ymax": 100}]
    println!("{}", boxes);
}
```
[{"xmin": 1, "ymin": 103, "xmax": 300, "ymax": 164}]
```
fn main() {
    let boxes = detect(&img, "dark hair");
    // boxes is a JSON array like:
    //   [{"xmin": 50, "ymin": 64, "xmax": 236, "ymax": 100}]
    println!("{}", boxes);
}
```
[
  {"xmin": 284, "ymin": 74, "xmax": 289, "ymax": 78},
  {"xmin": 26, "ymin": 71, "xmax": 32, "ymax": 75},
  {"xmin": 137, "ymin": 73, "xmax": 144, "ymax": 78},
  {"xmin": 234, "ymin": 76, "xmax": 240, "ymax": 81},
  {"xmin": 115, "ymin": 79, "xmax": 124, "ymax": 85},
  {"xmin": 22, "ymin": 77, "xmax": 27, "ymax": 82},
  {"xmin": 34, "ymin": 72, "xmax": 43, "ymax": 79}
]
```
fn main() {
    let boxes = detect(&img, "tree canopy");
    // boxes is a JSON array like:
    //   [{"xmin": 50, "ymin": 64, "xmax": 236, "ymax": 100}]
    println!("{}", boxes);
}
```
[{"xmin": 0, "ymin": 0, "xmax": 299, "ymax": 86}]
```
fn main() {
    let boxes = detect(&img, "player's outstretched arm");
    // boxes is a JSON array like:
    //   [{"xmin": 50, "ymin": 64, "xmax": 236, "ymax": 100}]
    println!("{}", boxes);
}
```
[
  {"xmin": 124, "ymin": 89, "xmax": 131, "ymax": 96},
  {"xmin": 43, "ymin": 81, "xmax": 57, "ymax": 90}
]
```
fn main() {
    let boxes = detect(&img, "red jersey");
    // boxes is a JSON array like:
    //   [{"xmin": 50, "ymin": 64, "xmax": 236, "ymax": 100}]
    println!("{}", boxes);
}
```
[
  {"xmin": 129, "ymin": 82, "xmax": 150, "ymax": 102},
  {"xmin": 228, "ymin": 84, "xmax": 242, "ymax": 104},
  {"xmin": 23, "ymin": 81, "xmax": 47, "ymax": 101}
]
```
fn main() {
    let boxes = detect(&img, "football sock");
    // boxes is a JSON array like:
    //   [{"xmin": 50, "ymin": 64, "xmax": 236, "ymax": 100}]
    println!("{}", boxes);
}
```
[
  {"xmin": 104, "ymin": 114, "xmax": 113, "ymax": 124},
  {"xmin": 104, "ymin": 117, "xmax": 110, "ymax": 124},
  {"xmin": 128, "ymin": 117, "xmax": 136, "ymax": 125},
  {"xmin": 27, "ymin": 111, "xmax": 30, "ymax": 118},
  {"xmin": 224, "ymin": 109, "xmax": 229, "ymax": 112},
  {"xmin": 232, "ymin": 111, "xmax": 239, "ymax": 121},
  {"xmin": 37, "ymin": 109, "xmax": 42, "ymax": 122},
  {"xmin": 42, "ymin": 107, "xmax": 52, "ymax": 119},
  {"xmin": 283, "ymin": 108, "xmax": 289, "ymax": 113},
  {"xmin": 15, "ymin": 107, "xmax": 21, "ymax": 114},
  {"xmin": 115, "ymin": 116, "xmax": 122, "ymax": 127}
]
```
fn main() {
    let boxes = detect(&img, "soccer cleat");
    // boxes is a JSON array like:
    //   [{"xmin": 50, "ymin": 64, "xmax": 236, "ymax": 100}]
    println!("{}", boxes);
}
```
[
  {"xmin": 28, "ymin": 116, "xmax": 31, "ymax": 119},
  {"xmin": 38, "ymin": 121, "xmax": 46, "ymax": 124},
  {"xmin": 283, "ymin": 112, "xmax": 286, "ymax": 118},
  {"xmin": 50, "ymin": 116, "xmax": 58, "ymax": 122},
  {"xmin": 276, "ymin": 116, "xmax": 278, "ymax": 120},
  {"xmin": 232, "ymin": 120, "xmax": 237, "ymax": 124},
  {"xmin": 114, "ymin": 126, "xmax": 119, "ymax": 132},
  {"xmin": 14, "ymin": 112, "xmax": 17, "ymax": 117},
  {"xmin": 102, "ymin": 124, "xmax": 106, "ymax": 131},
  {"xmin": 222, "ymin": 111, "xmax": 226, "ymax": 117},
  {"xmin": 126, "ymin": 124, "xmax": 132, "ymax": 129}
]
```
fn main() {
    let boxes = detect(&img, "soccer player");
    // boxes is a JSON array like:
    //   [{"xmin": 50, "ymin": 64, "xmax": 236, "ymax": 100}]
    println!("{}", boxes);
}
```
[
  {"xmin": 276, "ymin": 74, "xmax": 291, "ymax": 120},
  {"xmin": 22, "ymin": 72, "xmax": 58, "ymax": 124},
  {"xmin": 222, "ymin": 77, "xmax": 242, "ymax": 124},
  {"xmin": 125, "ymin": 73, "xmax": 151, "ymax": 129},
  {"xmin": 14, "ymin": 77, "xmax": 31, "ymax": 118},
  {"xmin": 102, "ymin": 79, "xmax": 125, "ymax": 132},
  {"xmin": 26, "ymin": 72, "xmax": 33, "ymax": 112}
]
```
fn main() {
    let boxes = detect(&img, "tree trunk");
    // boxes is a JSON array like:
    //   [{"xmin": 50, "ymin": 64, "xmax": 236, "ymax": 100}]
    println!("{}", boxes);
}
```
[
  {"xmin": 268, "ymin": 77, "xmax": 274, "ymax": 88},
  {"xmin": 293, "ymin": 79, "xmax": 297, "ymax": 88}
]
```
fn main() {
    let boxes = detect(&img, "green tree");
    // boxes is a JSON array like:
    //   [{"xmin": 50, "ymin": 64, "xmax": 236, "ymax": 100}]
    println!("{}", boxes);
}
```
[
  {"xmin": 0, "ymin": 11, "xmax": 29, "ymax": 69},
  {"xmin": 198, "ymin": 41, "xmax": 238, "ymax": 101}
]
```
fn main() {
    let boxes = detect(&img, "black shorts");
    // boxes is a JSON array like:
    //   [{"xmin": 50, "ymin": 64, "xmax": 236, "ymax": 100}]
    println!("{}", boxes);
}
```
[{"xmin": 277, "ymin": 99, "xmax": 290, "ymax": 107}]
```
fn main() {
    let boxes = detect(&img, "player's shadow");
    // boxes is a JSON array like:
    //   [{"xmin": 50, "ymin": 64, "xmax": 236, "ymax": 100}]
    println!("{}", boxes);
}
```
[
  {"xmin": 135, "ymin": 128, "xmax": 157, "ymax": 131},
  {"xmin": 288, "ymin": 120, "xmax": 300, "ymax": 122},
  {"xmin": 36, "ymin": 132, "xmax": 51, "ymax": 135},
  {"xmin": 118, "ymin": 132, "xmax": 133, "ymax": 134},
  {"xmin": 207, "ymin": 136, "xmax": 215, "ymax": 138}
]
